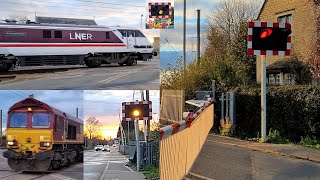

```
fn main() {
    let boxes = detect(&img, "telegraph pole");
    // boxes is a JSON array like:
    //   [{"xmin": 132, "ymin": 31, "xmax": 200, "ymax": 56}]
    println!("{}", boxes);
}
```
[
  {"xmin": 197, "ymin": 9, "xmax": 201, "ymax": 64},
  {"xmin": 183, "ymin": 0, "xmax": 186, "ymax": 74},
  {"xmin": 140, "ymin": 14, "xmax": 143, "ymax": 30}
]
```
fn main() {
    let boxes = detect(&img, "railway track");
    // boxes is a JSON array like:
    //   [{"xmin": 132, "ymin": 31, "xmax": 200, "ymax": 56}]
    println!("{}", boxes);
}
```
[{"xmin": 0, "ymin": 167, "xmax": 83, "ymax": 180}]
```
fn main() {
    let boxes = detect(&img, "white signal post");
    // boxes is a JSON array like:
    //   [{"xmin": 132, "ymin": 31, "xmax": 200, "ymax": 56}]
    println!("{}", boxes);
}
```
[{"xmin": 261, "ymin": 55, "xmax": 267, "ymax": 142}]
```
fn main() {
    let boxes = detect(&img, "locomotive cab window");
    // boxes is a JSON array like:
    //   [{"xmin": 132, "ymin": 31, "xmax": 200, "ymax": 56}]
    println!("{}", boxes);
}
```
[
  {"xmin": 54, "ymin": 31, "xmax": 62, "ymax": 38},
  {"xmin": 43, "ymin": 30, "xmax": 51, "ymax": 38},
  {"xmin": 32, "ymin": 113, "xmax": 51, "ymax": 128},
  {"xmin": 135, "ymin": 30, "xmax": 145, "ymax": 37},
  {"xmin": 9, "ymin": 113, "xmax": 28, "ymax": 128}
]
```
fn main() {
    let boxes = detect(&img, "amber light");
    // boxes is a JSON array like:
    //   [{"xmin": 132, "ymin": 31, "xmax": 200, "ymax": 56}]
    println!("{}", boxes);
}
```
[
  {"xmin": 27, "ymin": 107, "xmax": 32, "ymax": 111},
  {"xmin": 260, "ymin": 28, "xmax": 273, "ymax": 39},
  {"xmin": 133, "ymin": 110, "xmax": 140, "ymax": 117}
]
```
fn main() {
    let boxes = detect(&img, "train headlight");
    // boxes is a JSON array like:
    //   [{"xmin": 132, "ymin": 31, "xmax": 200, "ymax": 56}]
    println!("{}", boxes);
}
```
[
  {"xmin": 40, "ymin": 142, "xmax": 50, "ymax": 147},
  {"xmin": 7, "ymin": 140, "xmax": 17, "ymax": 146}
]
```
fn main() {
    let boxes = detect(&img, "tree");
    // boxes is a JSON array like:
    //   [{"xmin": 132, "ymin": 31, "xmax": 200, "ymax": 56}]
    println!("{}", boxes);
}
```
[
  {"xmin": 85, "ymin": 116, "xmax": 102, "ymax": 139},
  {"xmin": 308, "ymin": 10, "xmax": 320, "ymax": 82}
]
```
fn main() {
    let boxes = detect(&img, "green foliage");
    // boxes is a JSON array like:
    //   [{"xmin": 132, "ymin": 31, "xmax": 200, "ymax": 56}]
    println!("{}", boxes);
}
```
[
  {"xmin": 233, "ymin": 85, "xmax": 320, "ymax": 142},
  {"xmin": 300, "ymin": 136, "xmax": 320, "ymax": 150},
  {"xmin": 142, "ymin": 166, "xmax": 159, "ymax": 180},
  {"xmin": 267, "ymin": 129, "xmax": 289, "ymax": 144}
]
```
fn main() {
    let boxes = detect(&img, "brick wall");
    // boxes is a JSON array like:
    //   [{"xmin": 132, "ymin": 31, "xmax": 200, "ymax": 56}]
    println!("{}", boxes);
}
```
[{"xmin": 256, "ymin": 0, "xmax": 318, "ymax": 82}]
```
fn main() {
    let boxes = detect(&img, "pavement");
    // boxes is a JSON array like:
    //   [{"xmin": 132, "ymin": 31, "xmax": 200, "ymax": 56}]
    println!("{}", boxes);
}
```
[
  {"xmin": 0, "ymin": 58, "xmax": 159, "ymax": 90},
  {"xmin": 0, "ymin": 149, "xmax": 84, "ymax": 180},
  {"xmin": 84, "ymin": 146, "xmax": 146, "ymax": 180},
  {"xmin": 186, "ymin": 134, "xmax": 320, "ymax": 180}
]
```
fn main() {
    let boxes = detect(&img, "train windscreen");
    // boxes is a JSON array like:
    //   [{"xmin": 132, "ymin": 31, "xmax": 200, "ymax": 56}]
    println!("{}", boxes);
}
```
[
  {"xmin": 32, "ymin": 113, "xmax": 51, "ymax": 128},
  {"xmin": 9, "ymin": 113, "xmax": 28, "ymax": 128}
]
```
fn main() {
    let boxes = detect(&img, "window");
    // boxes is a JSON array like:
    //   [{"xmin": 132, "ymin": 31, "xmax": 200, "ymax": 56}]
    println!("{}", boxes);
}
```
[
  {"xmin": 127, "ymin": 30, "xmax": 133, "ymax": 37},
  {"xmin": 268, "ymin": 74, "xmax": 275, "ymax": 84},
  {"xmin": 275, "ymin": 74, "xmax": 280, "ymax": 84},
  {"xmin": 32, "ymin": 113, "xmax": 51, "ymax": 128},
  {"xmin": 54, "ymin": 31, "xmax": 62, "ymax": 38},
  {"xmin": 135, "ymin": 30, "xmax": 145, "ymax": 37},
  {"xmin": 9, "ymin": 113, "xmax": 28, "ymax": 128},
  {"xmin": 106, "ymin": 32, "xmax": 110, "ymax": 39},
  {"xmin": 43, "ymin": 30, "xmax": 51, "ymax": 38},
  {"xmin": 285, "ymin": 73, "xmax": 294, "ymax": 84},
  {"xmin": 278, "ymin": 14, "xmax": 292, "ymax": 24}
]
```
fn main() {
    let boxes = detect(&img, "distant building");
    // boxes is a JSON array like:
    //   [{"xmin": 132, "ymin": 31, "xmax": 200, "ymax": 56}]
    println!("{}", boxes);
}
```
[
  {"xmin": 36, "ymin": 16, "xmax": 97, "ymax": 25},
  {"xmin": 257, "ymin": 0, "xmax": 320, "ymax": 85}
]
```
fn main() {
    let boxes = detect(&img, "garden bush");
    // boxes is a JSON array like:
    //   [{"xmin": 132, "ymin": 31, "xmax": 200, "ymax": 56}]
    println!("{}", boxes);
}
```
[{"xmin": 233, "ymin": 85, "xmax": 320, "ymax": 142}]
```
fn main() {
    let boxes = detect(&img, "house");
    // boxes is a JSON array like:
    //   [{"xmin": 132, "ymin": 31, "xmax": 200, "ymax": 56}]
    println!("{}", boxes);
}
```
[{"xmin": 257, "ymin": 0, "xmax": 320, "ymax": 85}]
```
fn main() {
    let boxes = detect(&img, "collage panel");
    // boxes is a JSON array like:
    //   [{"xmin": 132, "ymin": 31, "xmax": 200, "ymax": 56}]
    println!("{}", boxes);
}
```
[
  {"xmin": 0, "ymin": 0, "xmax": 320, "ymax": 179},
  {"xmin": 0, "ymin": 90, "xmax": 84, "ymax": 179},
  {"xmin": 159, "ymin": 0, "xmax": 320, "ymax": 180},
  {"xmin": 0, "ymin": 1, "xmax": 160, "ymax": 90},
  {"xmin": 83, "ymin": 90, "xmax": 160, "ymax": 180}
]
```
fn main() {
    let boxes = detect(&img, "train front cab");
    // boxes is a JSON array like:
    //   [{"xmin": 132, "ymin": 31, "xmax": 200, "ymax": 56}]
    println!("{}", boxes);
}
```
[
  {"xmin": 3, "ymin": 98, "xmax": 83, "ymax": 172},
  {"xmin": 3, "ymin": 107, "xmax": 54, "ymax": 171}
]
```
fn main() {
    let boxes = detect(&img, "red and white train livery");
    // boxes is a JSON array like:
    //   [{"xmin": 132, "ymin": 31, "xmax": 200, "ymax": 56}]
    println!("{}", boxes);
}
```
[{"xmin": 0, "ymin": 23, "xmax": 157, "ymax": 72}]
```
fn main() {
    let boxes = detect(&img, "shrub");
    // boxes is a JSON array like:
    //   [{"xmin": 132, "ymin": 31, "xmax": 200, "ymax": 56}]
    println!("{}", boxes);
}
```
[{"xmin": 233, "ymin": 85, "xmax": 320, "ymax": 142}]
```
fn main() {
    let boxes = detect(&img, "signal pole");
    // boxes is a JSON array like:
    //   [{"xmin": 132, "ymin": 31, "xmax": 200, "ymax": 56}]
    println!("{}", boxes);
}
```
[{"xmin": 261, "ymin": 55, "xmax": 267, "ymax": 142}]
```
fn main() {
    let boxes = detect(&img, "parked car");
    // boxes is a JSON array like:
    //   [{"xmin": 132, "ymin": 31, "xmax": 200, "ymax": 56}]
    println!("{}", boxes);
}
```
[
  {"xmin": 102, "ymin": 145, "xmax": 110, "ymax": 152},
  {"xmin": 95, "ymin": 145, "xmax": 104, "ymax": 151}
]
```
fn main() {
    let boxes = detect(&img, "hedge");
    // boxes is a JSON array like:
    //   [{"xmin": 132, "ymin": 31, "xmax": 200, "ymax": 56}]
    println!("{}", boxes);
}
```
[{"xmin": 232, "ymin": 85, "xmax": 320, "ymax": 142}]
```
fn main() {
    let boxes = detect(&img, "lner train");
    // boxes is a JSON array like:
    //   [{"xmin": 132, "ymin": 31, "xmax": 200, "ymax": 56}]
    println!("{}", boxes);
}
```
[
  {"xmin": 3, "ymin": 97, "xmax": 83, "ymax": 171},
  {"xmin": 0, "ymin": 22, "xmax": 157, "ymax": 72}
]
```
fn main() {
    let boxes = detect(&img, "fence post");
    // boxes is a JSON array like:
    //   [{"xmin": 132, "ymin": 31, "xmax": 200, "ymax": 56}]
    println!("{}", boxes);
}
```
[
  {"xmin": 221, "ymin": 93, "xmax": 225, "ymax": 120},
  {"xmin": 229, "ymin": 92, "xmax": 235, "ymax": 134},
  {"xmin": 212, "ymin": 80, "xmax": 216, "ymax": 102},
  {"xmin": 226, "ymin": 93, "xmax": 229, "ymax": 119}
]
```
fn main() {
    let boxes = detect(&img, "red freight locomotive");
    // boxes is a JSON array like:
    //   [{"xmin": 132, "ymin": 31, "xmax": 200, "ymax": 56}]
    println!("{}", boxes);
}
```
[{"xmin": 3, "ymin": 97, "xmax": 83, "ymax": 171}]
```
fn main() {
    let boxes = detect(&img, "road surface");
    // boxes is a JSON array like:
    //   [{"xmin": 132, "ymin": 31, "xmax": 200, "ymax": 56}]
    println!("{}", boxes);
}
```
[
  {"xmin": 187, "ymin": 135, "xmax": 320, "ymax": 180},
  {"xmin": 0, "ymin": 58, "xmax": 159, "ymax": 90},
  {"xmin": 84, "ymin": 145, "xmax": 145, "ymax": 180},
  {"xmin": 0, "ymin": 149, "xmax": 83, "ymax": 180}
]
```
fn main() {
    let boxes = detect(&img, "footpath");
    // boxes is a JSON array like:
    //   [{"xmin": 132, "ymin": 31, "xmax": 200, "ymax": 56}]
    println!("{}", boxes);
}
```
[
  {"xmin": 206, "ymin": 134, "xmax": 320, "ymax": 163},
  {"xmin": 185, "ymin": 134, "xmax": 320, "ymax": 180}
]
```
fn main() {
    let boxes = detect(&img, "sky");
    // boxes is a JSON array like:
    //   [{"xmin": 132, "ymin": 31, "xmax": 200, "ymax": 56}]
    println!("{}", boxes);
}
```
[
  {"xmin": 0, "ymin": 0, "xmax": 161, "ymax": 42},
  {"xmin": 0, "ymin": 90, "xmax": 84, "ymax": 133},
  {"xmin": 84, "ymin": 90, "xmax": 160, "ymax": 139}
]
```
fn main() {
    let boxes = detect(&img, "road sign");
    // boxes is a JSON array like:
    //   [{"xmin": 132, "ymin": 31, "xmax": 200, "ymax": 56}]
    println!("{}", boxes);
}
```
[
  {"xmin": 122, "ymin": 101, "xmax": 152, "ymax": 121},
  {"xmin": 247, "ymin": 21, "xmax": 292, "ymax": 56},
  {"xmin": 148, "ymin": 2, "xmax": 172, "ymax": 19}
]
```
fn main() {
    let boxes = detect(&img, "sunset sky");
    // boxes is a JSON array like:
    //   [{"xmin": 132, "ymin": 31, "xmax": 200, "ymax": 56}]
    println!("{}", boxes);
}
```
[{"xmin": 84, "ymin": 90, "xmax": 160, "ymax": 139}]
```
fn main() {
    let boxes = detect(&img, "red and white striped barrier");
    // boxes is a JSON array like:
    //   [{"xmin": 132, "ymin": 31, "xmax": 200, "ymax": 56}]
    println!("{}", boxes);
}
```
[
  {"xmin": 148, "ymin": 2, "xmax": 172, "ymax": 19},
  {"xmin": 247, "ymin": 21, "xmax": 291, "ymax": 56},
  {"xmin": 122, "ymin": 101, "xmax": 152, "ymax": 121},
  {"xmin": 160, "ymin": 100, "xmax": 213, "ymax": 140}
]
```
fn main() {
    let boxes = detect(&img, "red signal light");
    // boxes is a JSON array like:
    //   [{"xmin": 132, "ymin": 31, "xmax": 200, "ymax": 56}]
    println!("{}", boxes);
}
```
[{"xmin": 260, "ymin": 28, "xmax": 273, "ymax": 39}]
